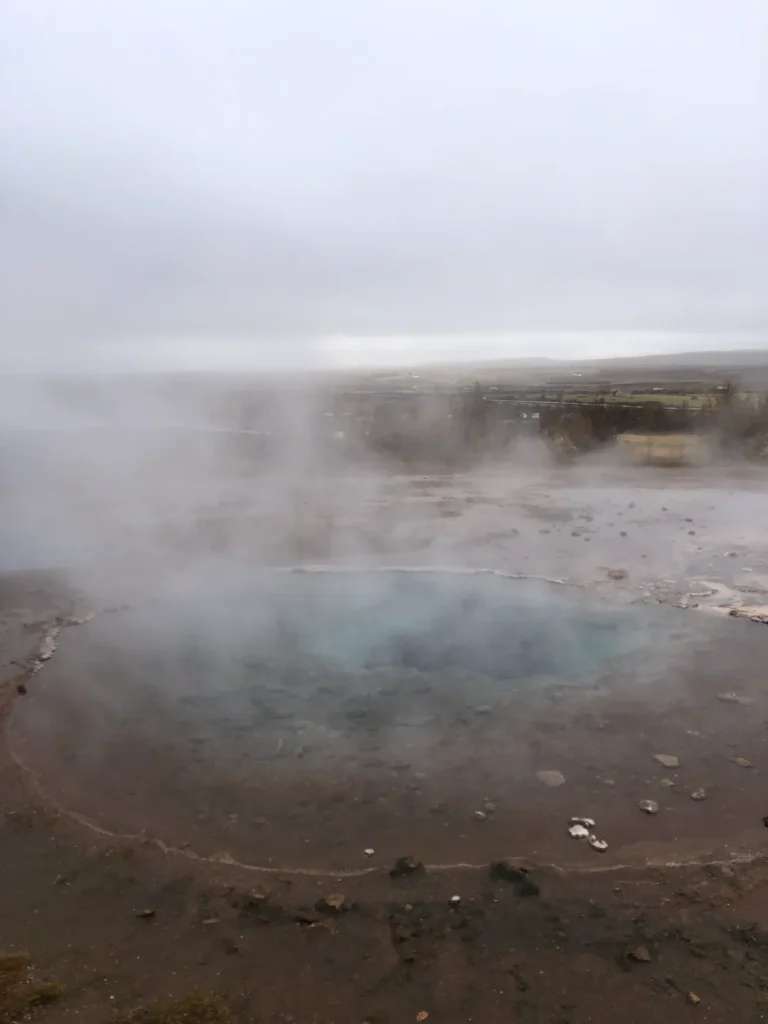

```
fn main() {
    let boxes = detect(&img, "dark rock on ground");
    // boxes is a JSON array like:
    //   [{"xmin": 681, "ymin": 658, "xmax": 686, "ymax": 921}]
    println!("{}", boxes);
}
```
[
  {"xmin": 390, "ymin": 856, "xmax": 425, "ymax": 879},
  {"xmin": 489, "ymin": 861, "xmax": 540, "ymax": 896}
]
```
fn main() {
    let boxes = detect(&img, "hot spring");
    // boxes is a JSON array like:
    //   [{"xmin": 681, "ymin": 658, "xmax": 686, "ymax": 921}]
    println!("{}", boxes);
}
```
[{"xmin": 10, "ymin": 569, "xmax": 768, "ymax": 868}]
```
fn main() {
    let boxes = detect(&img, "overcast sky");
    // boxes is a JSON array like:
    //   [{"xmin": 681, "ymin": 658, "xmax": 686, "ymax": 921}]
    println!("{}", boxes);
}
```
[{"xmin": 2, "ymin": 0, "xmax": 766, "ymax": 371}]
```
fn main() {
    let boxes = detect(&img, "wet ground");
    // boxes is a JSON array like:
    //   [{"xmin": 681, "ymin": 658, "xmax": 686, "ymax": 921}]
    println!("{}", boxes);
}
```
[{"xmin": 4, "ymin": 459, "xmax": 768, "ymax": 1022}]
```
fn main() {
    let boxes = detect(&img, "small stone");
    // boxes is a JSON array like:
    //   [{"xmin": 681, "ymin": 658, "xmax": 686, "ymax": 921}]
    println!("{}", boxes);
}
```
[
  {"xmin": 363, "ymin": 848, "xmax": 375, "ymax": 857},
  {"xmin": 16, "ymin": 683, "xmax": 27, "ymax": 695},
  {"xmin": 247, "ymin": 887, "xmax": 269, "ymax": 903},
  {"xmin": 653, "ymin": 754, "xmax": 680, "ymax": 769},
  {"xmin": 135, "ymin": 908, "xmax": 156, "ymax": 919},
  {"xmin": 473, "ymin": 704, "xmax": 493, "ymax": 714},
  {"xmin": 628, "ymin": 945, "xmax": 652, "ymax": 963},
  {"xmin": 687, "ymin": 992, "xmax": 701, "ymax": 1006},
  {"xmin": 606, "ymin": 568, "xmax": 628, "ymax": 580},
  {"xmin": 733, "ymin": 757, "xmax": 753, "ymax": 768},
  {"xmin": 660, "ymin": 778, "xmax": 676, "ymax": 788},
  {"xmin": 449, "ymin": 894, "xmax": 461, "ymax": 905},
  {"xmin": 536, "ymin": 770, "xmax": 566, "ymax": 787},
  {"xmin": 588, "ymin": 835, "xmax": 608, "ymax": 852},
  {"xmin": 416, "ymin": 1013, "xmax": 430, "ymax": 1023},
  {"xmin": 316, "ymin": 893, "xmax": 347, "ymax": 913},
  {"xmin": 390, "ymin": 856, "xmax": 425, "ymax": 878},
  {"xmin": 690, "ymin": 788, "xmax": 707, "ymax": 801},
  {"xmin": 639, "ymin": 799, "xmax": 659, "ymax": 815},
  {"xmin": 568, "ymin": 824, "xmax": 590, "ymax": 839},
  {"xmin": 473, "ymin": 810, "xmax": 487, "ymax": 821},
  {"xmin": 482, "ymin": 799, "xmax": 497, "ymax": 813}
]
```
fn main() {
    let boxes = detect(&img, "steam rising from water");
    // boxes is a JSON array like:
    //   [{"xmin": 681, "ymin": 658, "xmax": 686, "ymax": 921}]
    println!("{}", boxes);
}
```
[{"xmin": 10, "ymin": 569, "xmax": 696, "ymax": 862}]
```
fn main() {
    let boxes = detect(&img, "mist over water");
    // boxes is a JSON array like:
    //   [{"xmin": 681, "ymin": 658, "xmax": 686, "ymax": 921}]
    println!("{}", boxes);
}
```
[{"xmin": 11, "ymin": 566, "xmax": 707, "ymax": 861}]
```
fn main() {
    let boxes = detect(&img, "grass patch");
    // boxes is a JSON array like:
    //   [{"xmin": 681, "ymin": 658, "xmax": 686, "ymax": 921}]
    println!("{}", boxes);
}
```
[
  {"xmin": 121, "ymin": 993, "xmax": 232, "ymax": 1024},
  {"xmin": 27, "ymin": 984, "xmax": 64, "ymax": 1008},
  {"xmin": 0, "ymin": 954, "xmax": 31, "ymax": 987},
  {"xmin": 0, "ymin": 953, "xmax": 63, "ymax": 1022}
]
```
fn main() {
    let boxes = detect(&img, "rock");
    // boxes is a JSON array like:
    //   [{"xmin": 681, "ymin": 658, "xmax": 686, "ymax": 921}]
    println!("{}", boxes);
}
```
[
  {"xmin": 473, "ymin": 810, "xmax": 487, "ymax": 821},
  {"xmin": 449, "ymin": 894, "xmax": 461, "ymax": 905},
  {"xmin": 316, "ymin": 893, "xmax": 347, "ymax": 913},
  {"xmin": 416, "ymin": 1013, "xmax": 430, "ymax": 1023},
  {"xmin": 16, "ymin": 683, "xmax": 27, "ymax": 695},
  {"xmin": 536, "ymin": 770, "xmax": 566, "ymax": 787},
  {"xmin": 293, "ymin": 909, "xmax": 322, "ymax": 926},
  {"xmin": 639, "ymin": 799, "xmax": 660, "ymax": 815},
  {"xmin": 654, "ymin": 754, "xmax": 680, "ymax": 769},
  {"xmin": 363, "ymin": 848, "xmax": 375, "ymax": 857},
  {"xmin": 733, "ymin": 756, "xmax": 753, "ymax": 768},
  {"xmin": 588, "ymin": 836, "xmax": 608, "ymax": 852},
  {"xmin": 687, "ymin": 992, "xmax": 701, "ymax": 1006},
  {"xmin": 135, "ymin": 908, "xmax": 156, "ymax": 919},
  {"xmin": 569, "ymin": 816, "xmax": 596, "ymax": 828},
  {"xmin": 568, "ymin": 824, "xmax": 590, "ymax": 839},
  {"xmin": 660, "ymin": 778, "xmax": 676, "ymax": 788},
  {"xmin": 606, "ymin": 568, "xmax": 628, "ymax": 580},
  {"xmin": 489, "ymin": 861, "xmax": 539, "ymax": 896},
  {"xmin": 390, "ymin": 856, "xmax": 425, "ymax": 879},
  {"xmin": 730, "ymin": 607, "xmax": 768, "ymax": 625},
  {"xmin": 628, "ymin": 945, "xmax": 652, "ymax": 963},
  {"xmin": 64, "ymin": 611, "xmax": 95, "ymax": 625},
  {"xmin": 717, "ymin": 692, "xmax": 753, "ymax": 706},
  {"xmin": 690, "ymin": 788, "xmax": 707, "ymax": 801}
]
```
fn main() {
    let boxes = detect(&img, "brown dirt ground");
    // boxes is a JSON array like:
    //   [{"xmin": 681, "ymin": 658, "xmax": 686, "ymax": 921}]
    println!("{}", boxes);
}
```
[{"xmin": 4, "ymin": 468, "xmax": 768, "ymax": 1023}]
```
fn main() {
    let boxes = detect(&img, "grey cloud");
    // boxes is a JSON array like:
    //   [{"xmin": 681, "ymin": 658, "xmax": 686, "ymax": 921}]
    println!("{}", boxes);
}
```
[{"xmin": 2, "ymin": 0, "xmax": 766, "ymax": 368}]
